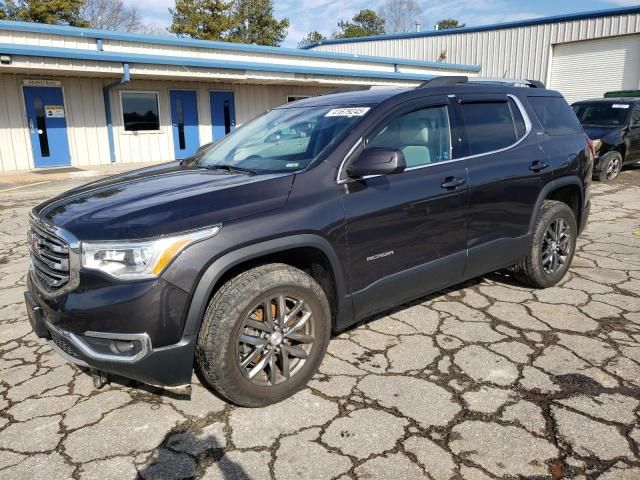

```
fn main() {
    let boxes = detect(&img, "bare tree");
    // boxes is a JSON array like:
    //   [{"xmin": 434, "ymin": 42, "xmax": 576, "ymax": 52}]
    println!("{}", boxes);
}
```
[
  {"xmin": 82, "ymin": 0, "xmax": 145, "ymax": 32},
  {"xmin": 378, "ymin": 0, "xmax": 422, "ymax": 33}
]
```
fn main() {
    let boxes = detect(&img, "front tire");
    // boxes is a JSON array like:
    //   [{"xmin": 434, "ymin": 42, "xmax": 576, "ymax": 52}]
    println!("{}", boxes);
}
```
[
  {"xmin": 196, "ymin": 263, "xmax": 331, "ymax": 407},
  {"xmin": 594, "ymin": 151, "xmax": 623, "ymax": 182},
  {"xmin": 513, "ymin": 200, "xmax": 577, "ymax": 288}
]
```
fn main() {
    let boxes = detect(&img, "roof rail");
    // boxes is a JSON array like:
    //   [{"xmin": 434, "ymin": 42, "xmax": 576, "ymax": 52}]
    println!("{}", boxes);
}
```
[
  {"xmin": 322, "ymin": 86, "xmax": 374, "ymax": 95},
  {"xmin": 418, "ymin": 76, "xmax": 546, "ymax": 89},
  {"xmin": 417, "ymin": 76, "xmax": 469, "ymax": 88}
]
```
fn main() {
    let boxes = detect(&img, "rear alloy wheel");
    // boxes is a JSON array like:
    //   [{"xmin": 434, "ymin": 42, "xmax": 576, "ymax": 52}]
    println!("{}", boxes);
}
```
[
  {"xmin": 196, "ymin": 263, "xmax": 330, "ymax": 407},
  {"xmin": 540, "ymin": 217, "xmax": 571, "ymax": 275},
  {"xmin": 595, "ymin": 151, "xmax": 622, "ymax": 182},
  {"xmin": 512, "ymin": 200, "xmax": 577, "ymax": 288}
]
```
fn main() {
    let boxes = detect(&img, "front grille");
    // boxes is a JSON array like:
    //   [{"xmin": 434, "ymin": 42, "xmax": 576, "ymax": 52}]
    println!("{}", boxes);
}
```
[
  {"xmin": 49, "ymin": 328, "xmax": 83, "ymax": 360},
  {"xmin": 29, "ymin": 220, "xmax": 70, "ymax": 291}
]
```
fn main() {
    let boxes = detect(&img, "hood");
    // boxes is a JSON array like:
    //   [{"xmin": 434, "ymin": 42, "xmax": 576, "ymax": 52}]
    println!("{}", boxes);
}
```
[
  {"xmin": 582, "ymin": 125, "xmax": 624, "ymax": 142},
  {"xmin": 33, "ymin": 162, "xmax": 295, "ymax": 240}
]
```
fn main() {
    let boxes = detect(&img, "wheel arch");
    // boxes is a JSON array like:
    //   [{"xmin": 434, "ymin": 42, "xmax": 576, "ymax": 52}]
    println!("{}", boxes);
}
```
[
  {"xmin": 529, "ymin": 177, "xmax": 583, "ymax": 235},
  {"xmin": 182, "ymin": 235, "xmax": 350, "ymax": 339}
]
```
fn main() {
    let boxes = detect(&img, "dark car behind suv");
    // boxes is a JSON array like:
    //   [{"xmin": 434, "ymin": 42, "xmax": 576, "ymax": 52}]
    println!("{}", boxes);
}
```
[
  {"xmin": 572, "ymin": 97, "xmax": 640, "ymax": 181},
  {"xmin": 25, "ymin": 76, "xmax": 592, "ymax": 406}
]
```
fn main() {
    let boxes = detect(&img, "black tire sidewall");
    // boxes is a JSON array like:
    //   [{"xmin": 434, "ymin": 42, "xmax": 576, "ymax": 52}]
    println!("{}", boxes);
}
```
[
  {"xmin": 596, "ymin": 151, "xmax": 623, "ymax": 181},
  {"xmin": 198, "ymin": 265, "xmax": 331, "ymax": 407},
  {"xmin": 529, "ymin": 202, "xmax": 577, "ymax": 287}
]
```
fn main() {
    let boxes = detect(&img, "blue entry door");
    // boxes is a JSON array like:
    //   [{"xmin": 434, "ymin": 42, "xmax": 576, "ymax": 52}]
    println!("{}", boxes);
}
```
[
  {"xmin": 210, "ymin": 91, "xmax": 236, "ymax": 141},
  {"xmin": 170, "ymin": 90, "xmax": 200, "ymax": 159},
  {"xmin": 23, "ymin": 86, "xmax": 71, "ymax": 168}
]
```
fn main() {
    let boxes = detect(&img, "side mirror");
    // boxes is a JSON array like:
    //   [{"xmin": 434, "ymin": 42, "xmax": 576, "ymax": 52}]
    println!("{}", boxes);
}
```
[{"xmin": 347, "ymin": 148, "xmax": 406, "ymax": 178}]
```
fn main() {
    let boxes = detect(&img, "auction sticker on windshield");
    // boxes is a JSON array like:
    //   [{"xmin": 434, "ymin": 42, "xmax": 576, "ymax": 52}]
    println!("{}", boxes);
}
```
[{"xmin": 325, "ymin": 107, "xmax": 370, "ymax": 117}]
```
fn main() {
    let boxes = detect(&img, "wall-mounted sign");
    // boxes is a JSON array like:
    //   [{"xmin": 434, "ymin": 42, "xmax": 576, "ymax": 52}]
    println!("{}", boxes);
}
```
[
  {"xmin": 23, "ymin": 79, "xmax": 62, "ymax": 87},
  {"xmin": 45, "ymin": 105, "xmax": 65, "ymax": 118}
]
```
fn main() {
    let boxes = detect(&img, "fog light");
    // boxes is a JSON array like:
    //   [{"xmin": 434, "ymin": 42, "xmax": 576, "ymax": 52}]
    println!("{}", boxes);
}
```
[
  {"xmin": 109, "ymin": 340, "xmax": 136, "ymax": 354},
  {"xmin": 80, "ymin": 335, "xmax": 143, "ymax": 358}
]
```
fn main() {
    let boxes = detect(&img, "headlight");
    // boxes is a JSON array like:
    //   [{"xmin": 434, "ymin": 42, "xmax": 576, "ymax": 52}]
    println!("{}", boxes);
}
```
[
  {"xmin": 81, "ymin": 225, "xmax": 221, "ymax": 280},
  {"xmin": 592, "ymin": 139, "xmax": 603, "ymax": 152}
]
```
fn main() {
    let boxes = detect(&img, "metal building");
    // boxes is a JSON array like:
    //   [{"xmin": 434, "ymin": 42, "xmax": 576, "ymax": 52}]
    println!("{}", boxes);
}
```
[
  {"xmin": 0, "ymin": 21, "xmax": 478, "ymax": 172},
  {"xmin": 304, "ymin": 6, "xmax": 640, "ymax": 104}
]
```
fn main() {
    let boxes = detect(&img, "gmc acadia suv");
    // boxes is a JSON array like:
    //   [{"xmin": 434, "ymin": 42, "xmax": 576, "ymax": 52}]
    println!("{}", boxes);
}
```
[{"xmin": 24, "ymin": 76, "xmax": 592, "ymax": 407}]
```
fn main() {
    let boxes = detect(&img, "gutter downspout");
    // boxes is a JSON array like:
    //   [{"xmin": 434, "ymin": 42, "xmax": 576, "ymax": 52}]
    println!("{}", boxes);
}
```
[{"xmin": 103, "ymin": 63, "xmax": 130, "ymax": 163}]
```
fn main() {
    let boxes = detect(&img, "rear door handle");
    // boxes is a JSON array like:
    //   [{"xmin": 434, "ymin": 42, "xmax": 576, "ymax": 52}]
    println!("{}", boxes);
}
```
[
  {"xmin": 441, "ymin": 177, "xmax": 466, "ymax": 189},
  {"xmin": 529, "ymin": 161, "xmax": 550, "ymax": 172}
]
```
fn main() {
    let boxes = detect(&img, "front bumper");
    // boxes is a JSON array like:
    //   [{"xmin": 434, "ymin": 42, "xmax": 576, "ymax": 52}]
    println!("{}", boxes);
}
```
[{"xmin": 25, "ymin": 278, "xmax": 197, "ymax": 388}]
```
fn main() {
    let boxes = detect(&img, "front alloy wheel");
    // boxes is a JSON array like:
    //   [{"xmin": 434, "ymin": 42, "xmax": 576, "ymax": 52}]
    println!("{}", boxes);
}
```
[
  {"xmin": 605, "ymin": 154, "xmax": 622, "ymax": 180},
  {"xmin": 196, "ymin": 263, "xmax": 331, "ymax": 407},
  {"xmin": 237, "ymin": 294, "xmax": 315, "ymax": 386},
  {"xmin": 596, "ymin": 152, "xmax": 623, "ymax": 182}
]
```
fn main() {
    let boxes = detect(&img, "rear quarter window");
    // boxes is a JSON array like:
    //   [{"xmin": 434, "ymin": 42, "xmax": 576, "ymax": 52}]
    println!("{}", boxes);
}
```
[{"xmin": 529, "ymin": 96, "xmax": 583, "ymax": 136}]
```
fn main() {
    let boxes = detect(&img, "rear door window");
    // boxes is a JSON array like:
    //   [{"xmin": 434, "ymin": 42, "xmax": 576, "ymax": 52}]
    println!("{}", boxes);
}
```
[
  {"xmin": 529, "ymin": 96, "xmax": 582, "ymax": 136},
  {"xmin": 458, "ymin": 101, "xmax": 518, "ymax": 156}
]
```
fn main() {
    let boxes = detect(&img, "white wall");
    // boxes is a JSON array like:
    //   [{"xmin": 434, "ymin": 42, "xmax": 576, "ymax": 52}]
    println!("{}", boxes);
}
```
[
  {"xmin": 0, "ymin": 73, "xmax": 333, "ymax": 171},
  {"xmin": 108, "ymin": 80, "xmax": 333, "ymax": 165},
  {"xmin": 0, "ymin": 74, "xmax": 111, "ymax": 171},
  {"xmin": 311, "ymin": 12, "xmax": 640, "ymax": 83}
]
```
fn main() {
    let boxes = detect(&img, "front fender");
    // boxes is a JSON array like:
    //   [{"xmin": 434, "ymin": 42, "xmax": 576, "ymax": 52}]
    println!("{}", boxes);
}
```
[{"xmin": 179, "ymin": 234, "xmax": 351, "ymax": 339}]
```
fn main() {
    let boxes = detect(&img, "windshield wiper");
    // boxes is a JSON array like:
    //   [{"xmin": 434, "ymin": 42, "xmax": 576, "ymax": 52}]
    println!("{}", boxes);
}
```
[{"xmin": 205, "ymin": 164, "xmax": 257, "ymax": 175}]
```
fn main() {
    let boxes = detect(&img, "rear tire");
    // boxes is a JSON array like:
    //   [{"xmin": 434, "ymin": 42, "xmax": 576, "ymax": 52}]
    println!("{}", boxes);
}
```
[
  {"xmin": 594, "ymin": 151, "xmax": 622, "ymax": 182},
  {"xmin": 512, "ymin": 200, "xmax": 577, "ymax": 288},
  {"xmin": 196, "ymin": 263, "xmax": 331, "ymax": 407}
]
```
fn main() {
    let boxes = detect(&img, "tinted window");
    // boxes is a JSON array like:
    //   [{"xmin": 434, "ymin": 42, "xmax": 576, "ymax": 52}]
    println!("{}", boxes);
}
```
[
  {"xmin": 122, "ymin": 92, "xmax": 160, "ymax": 132},
  {"xmin": 529, "ymin": 96, "xmax": 582, "ymax": 136},
  {"xmin": 367, "ymin": 105, "xmax": 451, "ymax": 167},
  {"xmin": 459, "ymin": 102, "xmax": 517, "ymax": 155}
]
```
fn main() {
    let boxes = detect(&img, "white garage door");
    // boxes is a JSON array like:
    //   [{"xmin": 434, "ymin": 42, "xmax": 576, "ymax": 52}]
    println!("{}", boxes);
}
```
[{"xmin": 550, "ymin": 34, "xmax": 640, "ymax": 104}]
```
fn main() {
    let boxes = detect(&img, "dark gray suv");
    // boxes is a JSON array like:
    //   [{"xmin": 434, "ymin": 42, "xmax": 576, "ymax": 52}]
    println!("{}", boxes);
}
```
[{"xmin": 25, "ymin": 76, "xmax": 592, "ymax": 406}]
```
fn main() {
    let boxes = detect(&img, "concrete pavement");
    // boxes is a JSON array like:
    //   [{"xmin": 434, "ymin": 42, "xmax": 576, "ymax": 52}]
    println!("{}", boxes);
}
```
[{"xmin": 1, "ymin": 167, "xmax": 640, "ymax": 479}]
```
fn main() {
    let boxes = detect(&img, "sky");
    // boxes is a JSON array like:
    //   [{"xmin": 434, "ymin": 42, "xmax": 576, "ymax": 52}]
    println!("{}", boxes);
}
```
[{"xmin": 123, "ymin": 0, "xmax": 639, "ymax": 47}]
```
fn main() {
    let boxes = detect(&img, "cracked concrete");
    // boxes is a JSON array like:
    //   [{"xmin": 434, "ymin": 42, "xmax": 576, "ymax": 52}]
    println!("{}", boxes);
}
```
[{"xmin": 1, "ymin": 169, "xmax": 640, "ymax": 478}]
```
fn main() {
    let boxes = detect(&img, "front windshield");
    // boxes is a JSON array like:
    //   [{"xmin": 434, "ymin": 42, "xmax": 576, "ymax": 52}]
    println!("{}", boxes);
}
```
[
  {"xmin": 198, "ymin": 105, "xmax": 371, "ymax": 173},
  {"xmin": 572, "ymin": 102, "xmax": 630, "ymax": 127}
]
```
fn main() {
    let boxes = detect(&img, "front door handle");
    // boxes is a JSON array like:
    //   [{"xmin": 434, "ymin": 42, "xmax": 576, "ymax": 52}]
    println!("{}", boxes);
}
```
[
  {"xmin": 441, "ymin": 177, "xmax": 466, "ymax": 189},
  {"xmin": 529, "ymin": 161, "xmax": 550, "ymax": 172}
]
